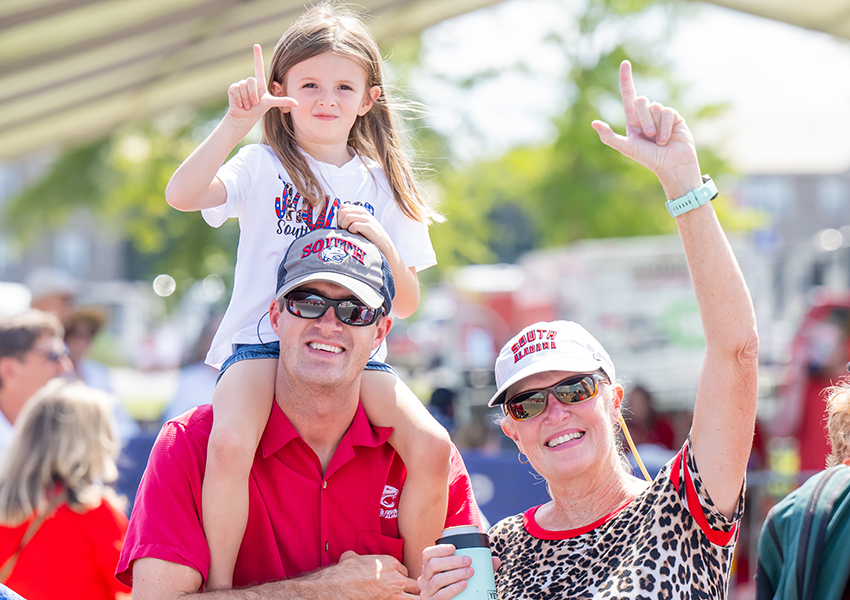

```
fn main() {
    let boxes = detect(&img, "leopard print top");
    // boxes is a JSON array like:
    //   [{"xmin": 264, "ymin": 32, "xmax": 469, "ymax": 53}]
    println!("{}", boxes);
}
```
[{"xmin": 489, "ymin": 439, "xmax": 743, "ymax": 599}]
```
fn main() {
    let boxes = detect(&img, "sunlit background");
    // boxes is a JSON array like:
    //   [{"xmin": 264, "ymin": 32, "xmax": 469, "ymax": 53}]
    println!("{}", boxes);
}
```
[{"xmin": 2, "ymin": 1, "xmax": 850, "ymax": 593}]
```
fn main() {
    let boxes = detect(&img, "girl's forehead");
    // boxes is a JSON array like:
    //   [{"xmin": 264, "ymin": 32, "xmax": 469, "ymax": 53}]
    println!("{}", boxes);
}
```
[{"xmin": 287, "ymin": 51, "xmax": 369, "ymax": 79}]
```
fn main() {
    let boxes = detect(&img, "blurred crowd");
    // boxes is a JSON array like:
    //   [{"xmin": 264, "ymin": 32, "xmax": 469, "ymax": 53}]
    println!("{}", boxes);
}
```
[{"xmin": 2, "ymin": 266, "xmax": 850, "ymax": 598}]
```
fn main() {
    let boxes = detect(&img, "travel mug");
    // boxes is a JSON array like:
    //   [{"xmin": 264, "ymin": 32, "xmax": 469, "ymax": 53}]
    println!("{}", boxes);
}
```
[{"xmin": 436, "ymin": 525, "xmax": 497, "ymax": 600}]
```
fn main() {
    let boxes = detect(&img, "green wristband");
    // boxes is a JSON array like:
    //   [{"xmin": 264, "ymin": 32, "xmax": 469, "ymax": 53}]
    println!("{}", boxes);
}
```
[{"xmin": 665, "ymin": 176, "xmax": 718, "ymax": 217}]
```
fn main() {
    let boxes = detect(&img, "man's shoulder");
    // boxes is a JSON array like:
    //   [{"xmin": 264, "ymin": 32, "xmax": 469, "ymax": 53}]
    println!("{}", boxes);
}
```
[{"xmin": 158, "ymin": 404, "xmax": 214, "ymax": 450}]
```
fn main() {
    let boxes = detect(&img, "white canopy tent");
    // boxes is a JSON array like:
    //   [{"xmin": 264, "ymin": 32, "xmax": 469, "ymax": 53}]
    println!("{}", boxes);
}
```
[
  {"xmin": 0, "ymin": 0, "xmax": 843, "ymax": 162},
  {"xmin": 0, "ymin": 0, "xmax": 502, "ymax": 161},
  {"xmin": 698, "ymin": 0, "xmax": 850, "ymax": 39}
]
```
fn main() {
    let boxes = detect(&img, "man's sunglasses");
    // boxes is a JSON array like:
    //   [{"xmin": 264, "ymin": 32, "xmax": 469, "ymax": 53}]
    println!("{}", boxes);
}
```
[
  {"xmin": 284, "ymin": 291, "xmax": 382, "ymax": 326},
  {"xmin": 504, "ymin": 373, "xmax": 606, "ymax": 421},
  {"xmin": 29, "ymin": 347, "xmax": 69, "ymax": 363}
]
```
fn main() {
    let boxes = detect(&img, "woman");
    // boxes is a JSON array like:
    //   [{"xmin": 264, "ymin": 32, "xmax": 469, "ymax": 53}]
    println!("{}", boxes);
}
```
[
  {"xmin": 420, "ymin": 61, "xmax": 758, "ymax": 599},
  {"xmin": 0, "ymin": 380, "xmax": 132, "ymax": 600}
]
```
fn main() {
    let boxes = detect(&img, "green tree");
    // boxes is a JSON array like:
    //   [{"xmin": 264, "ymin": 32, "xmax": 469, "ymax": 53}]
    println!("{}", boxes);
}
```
[
  {"xmin": 428, "ymin": 0, "xmax": 742, "ymax": 268},
  {"xmin": 1, "ymin": 103, "xmax": 241, "ymax": 292}
]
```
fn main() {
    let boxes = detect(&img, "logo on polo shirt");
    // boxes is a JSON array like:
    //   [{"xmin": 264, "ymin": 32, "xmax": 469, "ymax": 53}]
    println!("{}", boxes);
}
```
[{"xmin": 380, "ymin": 485, "xmax": 399, "ymax": 519}]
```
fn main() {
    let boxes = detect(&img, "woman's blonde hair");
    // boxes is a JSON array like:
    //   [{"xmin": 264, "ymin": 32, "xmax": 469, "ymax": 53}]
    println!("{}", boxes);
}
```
[
  {"xmin": 0, "ymin": 380, "xmax": 123, "ymax": 525},
  {"xmin": 262, "ymin": 2, "xmax": 439, "ymax": 224},
  {"xmin": 826, "ymin": 379, "xmax": 850, "ymax": 467}
]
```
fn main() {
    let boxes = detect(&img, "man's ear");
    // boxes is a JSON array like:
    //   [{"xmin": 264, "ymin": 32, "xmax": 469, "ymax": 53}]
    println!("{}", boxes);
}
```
[
  {"xmin": 269, "ymin": 299, "xmax": 283, "ymax": 336},
  {"xmin": 358, "ymin": 86, "xmax": 381, "ymax": 116},
  {"xmin": 0, "ymin": 356, "xmax": 18, "ymax": 388},
  {"xmin": 372, "ymin": 313, "xmax": 392, "ymax": 351},
  {"xmin": 270, "ymin": 81, "xmax": 291, "ymax": 113}
]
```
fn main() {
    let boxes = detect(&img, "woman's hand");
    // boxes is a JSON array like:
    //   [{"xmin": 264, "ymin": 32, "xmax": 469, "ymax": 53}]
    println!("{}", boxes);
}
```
[
  {"xmin": 225, "ymin": 44, "xmax": 298, "ymax": 131},
  {"xmin": 591, "ymin": 60, "xmax": 701, "ymax": 200},
  {"xmin": 418, "ymin": 544, "xmax": 501, "ymax": 600},
  {"xmin": 418, "ymin": 545, "xmax": 473, "ymax": 600}
]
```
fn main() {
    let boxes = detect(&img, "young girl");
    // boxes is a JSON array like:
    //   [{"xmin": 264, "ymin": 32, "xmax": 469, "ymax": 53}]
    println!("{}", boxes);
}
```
[{"xmin": 165, "ymin": 4, "xmax": 451, "ymax": 590}]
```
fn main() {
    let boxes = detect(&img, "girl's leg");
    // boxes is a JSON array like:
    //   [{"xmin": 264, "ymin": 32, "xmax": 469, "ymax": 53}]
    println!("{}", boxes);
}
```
[
  {"xmin": 360, "ymin": 369, "xmax": 451, "ymax": 579},
  {"xmin": 203, "ymin": 357, "xmax": 277, "ymax": 590}
]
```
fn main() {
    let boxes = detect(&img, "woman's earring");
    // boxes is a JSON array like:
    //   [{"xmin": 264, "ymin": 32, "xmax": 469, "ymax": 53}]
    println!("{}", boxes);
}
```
[{"xmin": 518, "ymin": 452, "xmax": 530, "ymax": 465}]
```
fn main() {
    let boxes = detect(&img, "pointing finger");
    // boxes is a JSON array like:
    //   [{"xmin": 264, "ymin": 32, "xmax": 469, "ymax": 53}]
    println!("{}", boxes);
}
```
[
  {"xmin": 253, "ymin": 44, "xmax": 267, "ymax": 96},
  {"xmin": 619, "ymin": 60, "xmax": 639, "ymax": 129}
]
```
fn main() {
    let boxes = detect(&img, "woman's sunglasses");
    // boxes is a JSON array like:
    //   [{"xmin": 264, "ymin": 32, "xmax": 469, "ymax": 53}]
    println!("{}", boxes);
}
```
[
  {"xmin": 284, "ymin": 291, "xmax": 382, "ymax": 326},
  {"xmin": 504, "ymin": 373, "xmax": 606, "ymax": 421}
]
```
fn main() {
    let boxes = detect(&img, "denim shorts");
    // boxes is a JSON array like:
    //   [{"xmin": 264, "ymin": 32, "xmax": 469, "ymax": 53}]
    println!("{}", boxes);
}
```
[{"xmin": 218, "ymin": 341, "xmax": 396, "ymax": 382}]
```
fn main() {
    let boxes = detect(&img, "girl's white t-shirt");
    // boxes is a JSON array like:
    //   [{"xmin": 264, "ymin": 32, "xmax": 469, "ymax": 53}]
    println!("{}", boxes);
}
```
[{"xmin": 201, "ymin": 144, "xmax": 436, "ymax": 368}]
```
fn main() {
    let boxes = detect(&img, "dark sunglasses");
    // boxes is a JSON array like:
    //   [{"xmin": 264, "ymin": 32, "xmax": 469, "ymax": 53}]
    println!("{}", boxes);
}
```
[
  {"xmin": 29, "ymin": 347, "xmax": 69, "ymax": 363},
  {"xmin": 504, "ymin": 373, "xmax": 606, "ymax": 421},
  {"xmin": 284, "ymin": 291, "xmax": 381, "ymax": 326}
]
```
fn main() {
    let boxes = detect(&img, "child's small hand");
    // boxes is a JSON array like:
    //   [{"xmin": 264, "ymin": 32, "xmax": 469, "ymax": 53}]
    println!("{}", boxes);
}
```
[
  {"xmin": 226, "ymin": 45, "xmax": 298, "ymax": 127},
  {"xmin": 337, "ymin": 204, "xmax": 392, "ymax": 253}
]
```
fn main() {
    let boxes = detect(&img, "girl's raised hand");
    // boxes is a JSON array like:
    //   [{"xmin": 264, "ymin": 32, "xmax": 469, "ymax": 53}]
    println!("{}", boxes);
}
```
[
  {"xmin": 226, "ymin": 44, "xmax": 297, "ymax": 126},
  {"xmin": 337, "ymin": 204, "xmax": 392, "ymax": 253},
  {"xmin": 591, "ymin": 60, "xmax": 701, "ymax": 195}
]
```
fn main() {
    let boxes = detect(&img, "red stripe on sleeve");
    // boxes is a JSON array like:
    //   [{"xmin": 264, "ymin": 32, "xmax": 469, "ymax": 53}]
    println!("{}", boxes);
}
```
[{"xmin": 681, "ymin": 450, "xmax": 738, "ymax": 547}]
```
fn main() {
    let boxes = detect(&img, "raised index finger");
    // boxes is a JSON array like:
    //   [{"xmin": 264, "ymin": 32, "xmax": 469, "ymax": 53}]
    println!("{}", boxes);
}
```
[
  {"xmin": 619, "ymin": 60, "xmax": 639, "ymax": 129},
  {"xmin": 253, "ymin": 44, "xmax": 267, "ymax": 95}
]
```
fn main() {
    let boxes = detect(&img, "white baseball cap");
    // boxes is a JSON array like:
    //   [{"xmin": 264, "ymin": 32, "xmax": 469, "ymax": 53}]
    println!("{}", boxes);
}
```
[
  {"xmin": 488, "ymin": 320, "xmax": 616, "ymax": 407},
  {"xmin": 24, "ymin": 267, "xmax": 78, "ymax": 301}
]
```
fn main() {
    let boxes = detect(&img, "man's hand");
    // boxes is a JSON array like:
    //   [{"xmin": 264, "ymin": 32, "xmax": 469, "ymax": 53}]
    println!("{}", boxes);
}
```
[
  {"xmin": 317, "ymin": 551, "xmax": 419, "ymax": 600},
  {"xmin": 133, "ymin": 553, "xmax": 418, "ymax": 600}
]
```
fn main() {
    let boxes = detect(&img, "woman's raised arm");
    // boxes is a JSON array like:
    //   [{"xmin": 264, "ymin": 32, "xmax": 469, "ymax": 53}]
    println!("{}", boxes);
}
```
[{"xmin": 592, "ymin": 60, "xmax": 758, "ymax": 518}]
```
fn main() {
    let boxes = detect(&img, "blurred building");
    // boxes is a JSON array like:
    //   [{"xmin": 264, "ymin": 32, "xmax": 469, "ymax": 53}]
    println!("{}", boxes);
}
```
[{"xmin": 737, "ymin": 171, "xmax": 850, "ymax": 320}]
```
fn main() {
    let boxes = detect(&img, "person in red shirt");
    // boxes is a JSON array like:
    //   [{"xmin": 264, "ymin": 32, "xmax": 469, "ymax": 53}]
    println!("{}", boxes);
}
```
[
  {"xmin": 118, "ymin": 228, "xmax": 481, "ymax": 596},
  {"xmin": 0, "ymin": 379, "xmax": 131, "ymax": 600}
]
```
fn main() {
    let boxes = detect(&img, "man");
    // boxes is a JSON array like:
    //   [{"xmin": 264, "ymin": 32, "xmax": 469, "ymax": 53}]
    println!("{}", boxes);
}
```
[
  {"xmin": 24, "ymin": 266, "xmax": 78, "ymax": 328},
  {"xmin": 755, "ymin": 379, "xmax": 850, "ymax": 600},
  {"xmin": 0, "ymin": 310, "xmax": 71, "ymax": 458},
  {"xmin": 117, "ymin": 229, "xmax": 480, "ymax": 597}
]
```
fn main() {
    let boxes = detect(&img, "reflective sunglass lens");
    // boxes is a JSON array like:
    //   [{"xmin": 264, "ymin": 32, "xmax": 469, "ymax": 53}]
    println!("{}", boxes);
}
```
[
  {"xmin": 335, "ymin": 301, "xmax": 368, "ymax": 325},
  {"xmin": 288, "ymin": 295, "xmax": 327, "ymax": 319},
  {"xmin": 286, "ymin": 292, "xmax": 378, "ymax": 326},
  {"xmin": 505, "ymin": 374, "xmax": 601, "ymax": 420},
  {"xmin": 553, "ymin": 381, "xmax": 594, "ymax": 403},
  {"xmin": 507, "ymin": 397, "xmax": 546, "ymax": 420}
]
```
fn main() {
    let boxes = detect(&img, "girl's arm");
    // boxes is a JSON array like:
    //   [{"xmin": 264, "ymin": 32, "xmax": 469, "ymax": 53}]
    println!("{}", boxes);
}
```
[
  {"xmin": 337, "ymin": 204, "xmax": 420, "ymax": 318},
  {"xmin": 165, "ymin": 44, "xmax": 296, "ymax": 212},
  {"xmin": 360, "ymin": 370, "xmax": 451, "ymax": 579}
]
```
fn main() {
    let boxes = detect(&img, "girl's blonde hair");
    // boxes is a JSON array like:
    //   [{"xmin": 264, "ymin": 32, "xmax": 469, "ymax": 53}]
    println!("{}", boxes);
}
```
[
  {"xmin": 0, "ymin": 380, "xmax": 123, "ymax": 525},
  {"xmin": 826, "ymin": 380, "xmax": 850, "ymax": 467},
  {"xmin": 262, "ymin": 2, "xmax": 438, "ymax": 224}
]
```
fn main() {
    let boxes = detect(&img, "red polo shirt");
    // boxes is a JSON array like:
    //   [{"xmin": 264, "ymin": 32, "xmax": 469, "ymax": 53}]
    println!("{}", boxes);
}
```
[{"xmin": 116, "ymin": 401, "xmax": 480, "ymax": 588}]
